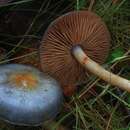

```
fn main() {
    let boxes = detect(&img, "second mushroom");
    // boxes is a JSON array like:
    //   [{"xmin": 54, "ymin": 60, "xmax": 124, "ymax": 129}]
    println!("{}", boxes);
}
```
[{"xmin": 40, "ymin": 10, "xmax": 130, "ymax": 93}]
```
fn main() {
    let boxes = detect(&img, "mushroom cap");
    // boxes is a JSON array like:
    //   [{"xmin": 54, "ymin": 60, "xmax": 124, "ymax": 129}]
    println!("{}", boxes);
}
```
[
  {"xmin": 0, "ymin": 64, "xmax": 63, "ymax": 126},
  {"xmin": 40, "ymin": 11, "xmax": 111, "ymax": 87}
]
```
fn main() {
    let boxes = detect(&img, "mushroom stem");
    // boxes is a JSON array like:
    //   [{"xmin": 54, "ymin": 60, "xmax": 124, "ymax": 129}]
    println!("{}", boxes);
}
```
[{"xmin": 72, "ymin": 45, "xmax": 130, "ymax": 92}]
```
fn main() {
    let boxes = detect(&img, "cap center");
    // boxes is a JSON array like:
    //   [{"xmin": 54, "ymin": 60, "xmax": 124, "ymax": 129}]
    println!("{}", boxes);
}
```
[{"xmin": 9, "ymin": 72, "xmax": 38, "ymax": 89}]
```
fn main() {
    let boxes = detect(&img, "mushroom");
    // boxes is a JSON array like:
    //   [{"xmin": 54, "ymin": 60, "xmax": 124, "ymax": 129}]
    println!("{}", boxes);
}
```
[
  {"xmin": 40, "ymin": 11, "xmax": 130, "ymax": 93},
  {"xmin": 0, "ymin": 64, "xmax": 63, "ymax": 126}
]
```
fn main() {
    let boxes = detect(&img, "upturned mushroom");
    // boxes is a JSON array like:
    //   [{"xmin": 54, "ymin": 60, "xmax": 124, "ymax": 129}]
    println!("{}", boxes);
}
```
[
  {"xmin": 0, "ymin": 64, "xmax": 63, "ymax": 126},
  {"xmin": 40, "ymin": 11, "xmax": 130, "ymax": 93}
]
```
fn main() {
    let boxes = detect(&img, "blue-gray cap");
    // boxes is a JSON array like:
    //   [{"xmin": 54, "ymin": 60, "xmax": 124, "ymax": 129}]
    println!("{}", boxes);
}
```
[{"xmin": 0, "ymin": 64, "xmax": 63, "ymax": 126}]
